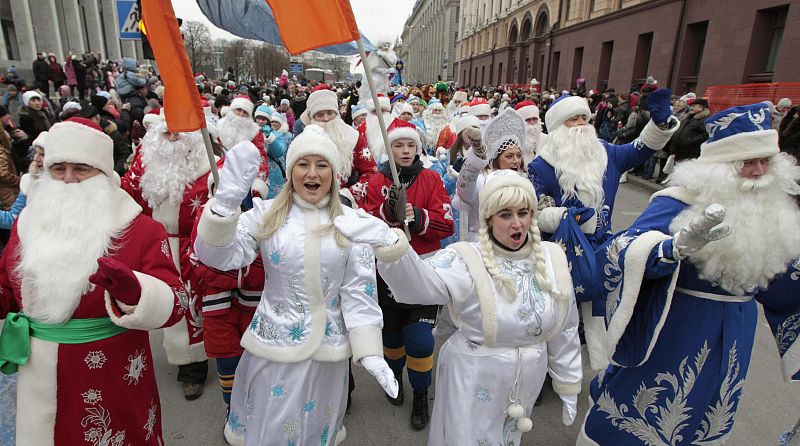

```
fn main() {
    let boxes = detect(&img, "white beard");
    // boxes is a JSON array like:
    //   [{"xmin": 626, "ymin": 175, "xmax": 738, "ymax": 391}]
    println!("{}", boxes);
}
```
[
  {"xmin": 365, "ymin": 112, "xmax": 394, "ymax": 163},
  {"xmin": 423, "ymin": 111, "xmax": 448, "ymax": 149},
  {"xmin": 140, "ymin": 128, "xmax": 208, "ymax": 208},
  {"xmin": 315, "ymin": 118, "xmax": 355, "ymax": 183},
  {"xmin": 668, "ymin": 153, "xmax": 800, "ymax": 295},
  {"xmin": 15, "ymin": 175, "xmax": 123, "ymax": 324},
  {"xmin": 539, "ymin": 125, "xmax": 607, "ymax": 209},
  {"xmin": 523, "ymin": 123, "xmax": 542, "ymax": 163},
  {"xmin": 216, "ymin": 112, "xmax": 259, "ymax": 150}
]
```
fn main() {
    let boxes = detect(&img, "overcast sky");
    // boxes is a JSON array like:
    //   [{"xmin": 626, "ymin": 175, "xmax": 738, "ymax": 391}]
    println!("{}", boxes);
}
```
[{"xmin": 171, "ymin": 0, "xmax": 417, "ymax": 44}]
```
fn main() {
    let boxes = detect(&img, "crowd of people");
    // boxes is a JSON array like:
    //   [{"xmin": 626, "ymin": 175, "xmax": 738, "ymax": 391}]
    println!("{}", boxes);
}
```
[{"xmin": 0, "ymin": 49, "xmax": 798, "ymax": 446}]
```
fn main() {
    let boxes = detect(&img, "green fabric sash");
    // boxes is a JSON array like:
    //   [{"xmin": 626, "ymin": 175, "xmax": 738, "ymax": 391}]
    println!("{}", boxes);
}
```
[{"xmin": 0, "ymin": 312, "xmax": 127, "ymax": 374}]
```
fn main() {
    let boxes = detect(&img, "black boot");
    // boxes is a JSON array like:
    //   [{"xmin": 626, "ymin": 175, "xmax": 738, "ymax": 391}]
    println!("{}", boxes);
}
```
[
  {"xmin": 410, "ymin": 392, "xmax": 429, "ymax": 430},
  {"xmin": 386, "ymin": 377, "xmax": 404, "ymax": 406}
]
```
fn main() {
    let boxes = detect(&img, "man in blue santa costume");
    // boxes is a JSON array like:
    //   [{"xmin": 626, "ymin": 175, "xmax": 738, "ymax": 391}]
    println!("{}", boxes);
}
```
[
  {"xmin": 528, "ymin": 88, "xmax": 679, "ymax": 371},
  {"xmin": 578, "ymin": 102, "xmax": 800, "ymax": 445}
]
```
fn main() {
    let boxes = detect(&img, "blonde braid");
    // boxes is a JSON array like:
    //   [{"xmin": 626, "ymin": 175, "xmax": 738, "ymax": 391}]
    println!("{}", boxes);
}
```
[
  {"xmin": 529, "ymin": 219, "xmax": 554, "ymax": 293},
  {"xmin": 479, "ymin": 224, "xmax": 516, "ymax": 299}
]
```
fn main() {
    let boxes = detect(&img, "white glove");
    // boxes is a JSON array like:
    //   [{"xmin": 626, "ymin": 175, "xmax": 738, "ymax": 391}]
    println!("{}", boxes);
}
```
[
  {"xmin": 462, "ymin": 127, "xmax": 485, "ymax": 158},
  {"xmin": 333, "ymin": 209, "xmax": 399, "ymax": 248},
  {"xmin": 673, "ymin": 203, "xmax": 732, "ymax": 259},
  {"xmin": 211, "ymin": 141, "xmax": 262, "ymax": 217},
  {"xmin": 361, "ymin": 356, "xmax": 399, "ymax": 398},
  {"xmin": 560, "ymin": 394, "xmax": 578, "ymax": 426}
]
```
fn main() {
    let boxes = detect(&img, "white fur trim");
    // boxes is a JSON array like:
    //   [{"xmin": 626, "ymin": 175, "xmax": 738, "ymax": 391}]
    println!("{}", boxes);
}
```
[
  {"xmin": 782, "ymin": 333, "xmax": 800, "ymax": 382},
  {"xmin": 388, "ymin": 126, "xmax": 421, "ymax": 149},
  {"xmin": 542, "ymin": 242, "xmax": 572, "ymax": 341},
  {"xmin": 197, "ymin": 201, "xmax": 241, "ymax": 247},
  {"xmin": 637, "ymin": 117, "xmax": 680, "ymax": 151},
  {"xmin": 552, "ymin": 378, "xmax": 582, "ymax": 396},
  {"xmin": 265, "ymin": 131, "xmax": 277, "ymax": 145},
  {"xmin": 307, "ymin": 89, "xmax": 339, "ymax": 118},
  {"xmin": 517, "ymin": 105, "xmax": 539, "ymax": 121},
  {"xmin": 20, "ymin": 173, "xmax": 32, "ymax": 195},
  {"xmin": 650, "ymin": 186, "xmax": 694, "ymax": 205},
  {"xmin": 537, "ymin": 206, "xmax": 567, "ymax": 233},
  {"xmin": 348, "ymin": 324, "xmax": 383, "ymax": 363},
  {"xmin": 455, "ymin": 115, "xmax": 481, "ymax": 135},
  {"xmin": 285, "ymin": 125, "xmax": 340, "ymax": 177},
  {"xmin": 16, "ymin": 337, "xmax": 58, "ymax": 446},
  {"xmin": 469, "ymin": 103, "xmax": 491, "ymax": 117},
  {"xmin": 251, "ymin": 178, "xmax": 269, "ymax": 199},
  {"xmin": 44, "ymin": 121, "xmax": 115, "ymax": 177},
  {"xmin": 223, "ymin": 422, "xmax": 245, "ymax": 446},
  {"xmin": 367, "ymin": 96, "xmax": 390, "ymax": 112},
  {"xmin": 580, "ymin": 212, "xmax": 598, "ymax": 234},
  {"xmin": 162, "ymin": 318, "xmax": 208, "ymax": 365},
  {"xmin": 699, "ymin": 128, "xmax": 779, "ymax": 163},
  {"xmin": 229, "ymin": 97, "xmax": 254, "ymax": 116},
  {"xmin": 113, "ymin": 188, "xmax": 143, "ymax": 229},
  {"xmin": 339, "ymin": 188, "xmax": 357, "ymax": 208},
  {"xmin": 452, "ymin": 91, "xmax": 468, "ymax": 103},
  {"xmin": 545, "ymin": 96, "xmax": 591, "ymax": 132},
  {"xmin": 104, "ymin": 271, "xmax": 176, "ymax": 330},
  {"xmin": 606, "ymin": 231, "xmax": 679, "ymax": 367},
  {"xmin": 373, "ymin": 229, "xmax": 411, "ymax": 263},
  {"xmin": 581, "ymin": 301, "xmax": 609, "ymax": 371},
  {"xmin": 449, "ymin": 242, "xmax": 498, "ymax": 346}
]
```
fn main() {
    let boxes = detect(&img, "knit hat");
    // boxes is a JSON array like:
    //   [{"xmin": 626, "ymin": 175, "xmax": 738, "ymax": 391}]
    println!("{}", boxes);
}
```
[
  {"xmin": 455, "ymin": 115, "xmax": 481, "ymax": 135},
  {"xmin": 366, "ymin": 94, "xmax": 391, "ymax": 112},
  {"xmin": 387, "ymin": 118, "xmax": 421, "ymax": 149},
  {"xmin": 254, "ymin": 104, "xmax": 272, "ymax": 119},
  {"xmin": 514, "ymin": 100, "xmax": 540, "ymax": 121},
  {"xmin": 280, "ymin": 98, "xmax": 290, "ymax": 107},
  {"xmin": 270, "ymin": 113, "xmax": 287, "ymax": 125},
  {"xmin": 62, "ymin": 101, "xmax": 82, "ymax": 114},
  {"xmin": 699, "ymin": 102, "xmax": 778, "ymax": 163},
  {"xmin": 229, "ymin": 95, "xmax": 254, "ymax": 116},
  {"xmin": 428, "ymin": 99, "xmax": 444, "ymax": 110},
  {"xmin": 22, "ymin": 91, "xmax": 42, "ymax": 106},
  {"xmin": 469, "ymin": 97, "xmax": 491, "ymax": 117},
  {"xmin": 390, "ymin": 94, "xmax": 406, "ymax": 105},
  {"xmin": 306, "ymin": 88, "xmax": 339, "ymax": 119},
  {"xmin": 544, "ymin": 95, "xmax": 591, "ymax": 131},
  {"xmin": 44, "ymin": 118, "xmax": 114, "ymax": 178},
  {"xmin": 285, "ymin": 124, "xmax": 339, "ymax": 177},
  {"xmin": 777, "ymin": 98, "xmax": 792, "ymax": 109},
  {"xmin": 214, "ymin": 85, "xmax": 224, "ymax": 95},
  {"xmin": 32, "ymin": 131, "xmax": 47, "ymax": 151},
  {"xmin": 478, "ymin": 169, "xmax": 537, "ymax": 221}
]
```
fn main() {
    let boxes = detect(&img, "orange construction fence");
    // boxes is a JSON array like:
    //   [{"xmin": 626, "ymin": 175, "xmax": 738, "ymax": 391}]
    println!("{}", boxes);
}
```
[{"xmin": 704, "ymin": 82, "xmax": 800, "ymax": 115}]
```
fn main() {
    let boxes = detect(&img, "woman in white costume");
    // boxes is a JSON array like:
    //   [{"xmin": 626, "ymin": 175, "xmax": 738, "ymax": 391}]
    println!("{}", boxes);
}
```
[
  {"xmin": 455, "ymin": 107, "xmax": 528, "ymax": 242},
  {"xmin": 334, "ymin": 170, "xmax": 582, "ymax": 445},
  {"xmin": 194, "ymin": 127, "xmax": 398, "ymax": 446}
]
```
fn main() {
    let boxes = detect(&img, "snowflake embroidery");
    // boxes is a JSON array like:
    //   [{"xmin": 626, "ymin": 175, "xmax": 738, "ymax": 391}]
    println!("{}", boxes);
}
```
[
  {"xmin": 358, "ymin": 247, "xmax": 375, "ymax": 270},
  {"xmin": 124, "ymin": 349, "xmax": 147, "ymax": 385},
  {"xmin": 562, "ymin": 324, "xmax": 579, "ymax": 338},
  {"xmin": 111, "ymin": 431, "xmax": 126, "ymax": 446},
  {"xmin": 283, "ymin": 419, "xmax": 300, "ymax": 435},
  {"xmin": 249, "ymin": 314, "xmax": 260, "ymax": 331},
  {"xmin": 270, "ymin": 251, "xmax": 282, "ymax": 266},
  {"xmin": 228, "ymin": 410, "xmax": 244, "ymax": 431},
  {"xmin": 160, "ymin": 239, "xmax": 171, "ymax": 258},
  {"xmin": 84, "ymin": 427, "xmax": 102, "ymax": 442},
  {"xmin": 84, "ymin": 351, "xmax": 107, "ymax": 370},
  {"xmin": 189, "ymin": 196, "xmax": 203, "ymax": 214},
  {"xmin": 517, "ymin": 308, "xmax": 533, "ymax": 322},
  {"xmin": 324, "ymin": 406, "xmax": 337, "ymax": 420},
  {"xmin": 247, "ymin": 398, "xmax": 255, "ymax": 418},
  {"xmin": 174, "ymin": 287, "xmax": 189, "ymax": 315},
  {"xmin": 272, "ymin": 303, "xmax": 286, "ymax": 317},
  {"xmin": 330, "ymin": 295, "xmax": 339, "ymax": 308},
  {"xmin": 289, "ymin": 323, "xmax": 305, "ymax": 341},
  {"xmin": 575, "ymin": 285, "xmax": 585, "ymax": 294},
  {"xmin": 271, "ymin": 384, "xmax": 287, "ymax": 398},
  {"xmin": 360, "ymin": 147, "xmax": 372, "ymax": 160},
  {"xmin": 81, "ymin": 389, "xmax": 102, "ymax": 405},
  {"xmin": 574, "ymin": 245, "xmax": 584, "ymax": 257},
  {"xmin": 363, "ymin": 282, "xmax": 375, "ymax": 298},
  {"xmin": 465, "ymin": 339, "xmax": 480, "ymax": 351},
  {"xmin": 475, "ymin": 386, "xmax": 492, "ymax": 402},
  {"xmin": 143, "ymin": 400, "xmax": 157, "ymax": 440},
  {"xmin": 303, "ymin": 400, "xmax": 316, "ymax": 414},
  {"xmin": 525, "ymin": 324, "xmax": 542, "ymax": 337}
]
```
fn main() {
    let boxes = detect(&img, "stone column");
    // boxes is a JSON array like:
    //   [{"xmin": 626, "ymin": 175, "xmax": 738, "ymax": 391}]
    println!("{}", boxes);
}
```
[
  {"xmin": 10, "ymin": 0, "xmax": 37, "ymax": 60},
  {"xmin": 30, "ymin": 0, "xmax": 64, "ymax": 56},
  {"xmin": 83, "ymin": 0, "xmax": 106, "ymax": 56},
  {"xmin": 58, "ymin": 0, "xmax": 86, "ymax": 55},
  {"xmin": 101, "ymin": 0, "xmax": 122, "ymax": 60}
]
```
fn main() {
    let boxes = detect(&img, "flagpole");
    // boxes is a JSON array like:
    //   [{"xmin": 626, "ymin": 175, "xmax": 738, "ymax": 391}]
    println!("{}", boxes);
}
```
[
  {"xmin": 201, "ymin": 127, "xmax": 220, "ymax": 192},
  {"xmin": 356, "ymin": 39, "xmax": 410, "ymax": 239}
]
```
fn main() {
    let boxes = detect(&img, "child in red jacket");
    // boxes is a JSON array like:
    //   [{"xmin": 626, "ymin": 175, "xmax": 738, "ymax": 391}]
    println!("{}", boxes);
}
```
[{"xmin": 362, "ymin": 119, "xmax": 454, "ymax": 430}]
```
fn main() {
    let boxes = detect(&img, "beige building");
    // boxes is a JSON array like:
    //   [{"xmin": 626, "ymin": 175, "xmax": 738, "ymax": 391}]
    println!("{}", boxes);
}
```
[{"xmin": 400, "ymin": 0, "xmax": 461, "ymax": 83}]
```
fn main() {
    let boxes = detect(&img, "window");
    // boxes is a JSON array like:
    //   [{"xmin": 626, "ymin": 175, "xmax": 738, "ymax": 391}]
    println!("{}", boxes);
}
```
[
  {"xmin": 572, "ymin": 47, "xmax": 584, "ymax": 87},
  {"xmin": 550, "ymin": 51, "xmax": 561, "ymax": 87},
  {"xmin": 1, "ymin": 20, "xmax": 18, "ymax": 60},
  {"xmin": 765, "ymin": 7, "xmax": 787, "ymax": 72},
  {"xmin": 676, "ymin": 21, "xmax": 707, "ymax": 92},
  {"xmin": 498, "ymin": 62, "xmax": 504, "ymax": 83},
  {"xmin": 598, "ymin": 41, "xmax": 614, "ymax": 90},
  {"xmin": 631, "ymin": 32, "xmax": 653, "ymax": 85},
  {"xmin": 744, "ymin": 5, "xmax": 789, "ymax": 82}
]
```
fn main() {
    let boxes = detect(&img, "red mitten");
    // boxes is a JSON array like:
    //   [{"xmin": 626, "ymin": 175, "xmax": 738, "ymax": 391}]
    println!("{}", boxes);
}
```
[{"xmin": 89, "ymin": 257, "xmax": 142, "ymax": 306}]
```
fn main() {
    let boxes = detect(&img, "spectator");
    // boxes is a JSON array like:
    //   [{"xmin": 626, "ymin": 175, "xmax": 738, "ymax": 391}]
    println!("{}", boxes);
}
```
[
  {"xmin": 773, "ymin": 98, "xmax": 793, "ymax": 130},
  {"xmin": 18, "ymin": 91, "xmax": 53, "ymax": 152},
  {"xmin": 0, "ymin": 124, "xmax": 20, "ymax": 211},
  {"xmin": 48, "ymin": 53, "xmax": 66, "ymax": 94},
  {"xmin": 64, "ymin": 53, "xmax": 78, "ymax": 97},
  {"xmin": 1, "ymin": 85, "xmax": 21, "ymax": 124},
  {"xmin": 32, "ymin": 52, "xmax": 50, "ymax": 98},
  {"xmin": 71, "ymin": 54, "xmax": 87, "ymax": 100},
  {"xmin": 115, "ymin": 57, "xmax": 148, "ymax": 102},
  {"xmin": 779, "ymin": 105, "xmax": 800, "ymax": 160},
  {"xmin": 666, "ymin": 98, "xmax": 710, "ymax": 161}
]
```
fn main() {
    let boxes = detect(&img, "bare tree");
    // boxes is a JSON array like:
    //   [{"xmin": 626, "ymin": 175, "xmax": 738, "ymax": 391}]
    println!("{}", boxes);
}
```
[{"xmin": 182, "ymin": 21, "xmax": 212, "ymax": 75}]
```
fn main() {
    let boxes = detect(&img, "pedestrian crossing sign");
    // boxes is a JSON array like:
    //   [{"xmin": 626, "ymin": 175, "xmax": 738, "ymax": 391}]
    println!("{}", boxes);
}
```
[{"xmin": 118, "ymin": 0, "xmax": 141, "ymax": 40}]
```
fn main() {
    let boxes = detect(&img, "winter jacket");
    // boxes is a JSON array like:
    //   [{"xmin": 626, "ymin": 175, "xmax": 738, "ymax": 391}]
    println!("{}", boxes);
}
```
[
  {"xmin": 49, "ymin": 61, "xmax": 66, "ymax": 83},
  {"xmin": 264, "ymin": 129, "xmax": 288, "ymax": 199},
  {"xmin": 779, "ymin": 106, "xmax": 800, "ymax": 160},
  {"xmin": 1, "ymin": 93, "xmax": 21, "ymax": 125},
  {"xmin": 101, "ymin": 119, "xmax": 132, "ymax": 175},
  {"xmin": 0, "ymin": 129, "xmax": 20, "ymax": 209},
  {"xmin": 115, "ymin": 58, "xmax": 147, "ymax": 97},
  {"xmin": 32, "ymin": 58, "xmax": 50, "ymax": 82},
  {"xmin": 614, "ymin": 108, "xmax": 649, "ymax": 144},
  {"xmin": 18, "ymin": 106, "xmax": 52, "ymax": 150},
  {"xmin": 666, "ymin": 108, "xmax": 710, "ymax": 161}
]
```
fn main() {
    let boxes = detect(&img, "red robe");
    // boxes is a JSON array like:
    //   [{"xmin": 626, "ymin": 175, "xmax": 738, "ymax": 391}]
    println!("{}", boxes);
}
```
[
  {"xmin": 121, "ymin": 151, "xmax": 221, "ymax": 365},
  {"xmin": 339, "ymin": 129, "xmax": 377, "ymax": 206},
  {"xmin": 436, "ymin": 123, "xmax": 457, "ymax": 151},
  {"xmin": 0, "ymin": 189, "xmax": 186, "ymax": 446}
]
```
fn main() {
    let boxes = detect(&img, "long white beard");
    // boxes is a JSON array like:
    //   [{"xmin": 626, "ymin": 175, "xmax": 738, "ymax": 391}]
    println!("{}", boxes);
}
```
[
  {"xmin": 523, "ymin": 123, "xmax": 542, "ymax": 162},
  {"xmin": 15, "ymin": 175, "xmax": 122, "ymax": 324},
  {"xmin": 366, "ymin": 113, "xmax": 393, "ymax": 163},
  {"xmin": 217, "ymin": 112, "xmax": 259, "ymax": 150},
  {"xmin": 140, "ymin": 128, "xmax": 207, "ymax": 208},
  {"xmin": 423, "ymin": 112, "xmax": 448, "ymax": 148},
  {"xmin": 668, "ymin": 154, "xmax": 800, "ymax": 295},
  {"xmin": 315, "ymin": 118, "xmax": 355, "ymax": 183},
  {"xmin": 540, "ymin": 125, "xmax": 607, "ymax": 208}
]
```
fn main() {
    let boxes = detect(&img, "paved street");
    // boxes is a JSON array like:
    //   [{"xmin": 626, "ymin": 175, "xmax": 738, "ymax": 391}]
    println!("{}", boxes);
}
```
[{"xmin": 154, "ymin": 182, "xmax": 800, "ymax": 445}]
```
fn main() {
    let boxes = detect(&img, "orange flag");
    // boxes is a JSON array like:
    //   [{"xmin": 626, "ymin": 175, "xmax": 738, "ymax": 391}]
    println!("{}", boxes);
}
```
[
  {"xmin": 141, "ymin": 0, "xmax": 204, "ymax": 132},
  {"xmin": 265, "ymin": 0, "xmax": 360, "ymax": 55}
]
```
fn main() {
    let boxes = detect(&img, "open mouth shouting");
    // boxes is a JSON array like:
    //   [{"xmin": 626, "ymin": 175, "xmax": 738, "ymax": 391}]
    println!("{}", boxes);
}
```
[
  {"xmin": 509, "ymin": 231, "xmax": 524, "ymax": 244},
  {"xmin": 304, "ymin": 181, "xmax": 321, "ymax": 193}
]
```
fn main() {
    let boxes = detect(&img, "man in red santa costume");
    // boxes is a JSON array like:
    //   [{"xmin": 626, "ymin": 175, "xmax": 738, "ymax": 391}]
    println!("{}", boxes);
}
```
[
  {"xmin": 514, "ymin": 100, "xmax": 548, "ymax": 165},
  {"xmin": 121, "ymin": 111, "xmax": 217, "ymax": 400},
  {"xmin": 215, "ymin": 95, "xmax": 269, "ymax": 197},
  {"xmin": 0, "ymin": 117, "xmax": 187, "ymax": 445},
  {"xmin": 358, "ymin": 93, "xmax": 395, "ymax": 166},
  {"xmin": 302, "ymin": 85, "xmax": 377, "ymax": 206}
]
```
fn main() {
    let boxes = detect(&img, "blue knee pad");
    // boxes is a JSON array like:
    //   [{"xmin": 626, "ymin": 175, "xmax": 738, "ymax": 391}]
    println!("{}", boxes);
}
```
[
  {"xmin": 382, "ymin": 330, "xmax": 406, "ymax": 377},
  {"xmin": 402, "ymin": 322, "xmax": 434, "ymax": 393}
]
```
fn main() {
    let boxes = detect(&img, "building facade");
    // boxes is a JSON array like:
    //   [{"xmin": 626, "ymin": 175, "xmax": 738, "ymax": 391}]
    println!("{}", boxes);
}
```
[
  {"xmin": 0, "ymin": 0, "xmax": 142, "ymax": 76},
  {"xmin": 457, "ymin": 0, "xmax": 800, "ymax": 95},
  {"xmin": 400, "ymin": 0, "xmax": 461, "ymax": 83}
]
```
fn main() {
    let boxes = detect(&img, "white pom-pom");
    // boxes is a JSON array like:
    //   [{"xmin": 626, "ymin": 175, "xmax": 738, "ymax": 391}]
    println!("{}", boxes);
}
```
[
  {"xmin": 516, "ymin": 417, "xmax": 533, "ymax": 432},
  {"xmin": 506, "ymin": 403, "xmax": 525, "ymax": 419}
]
